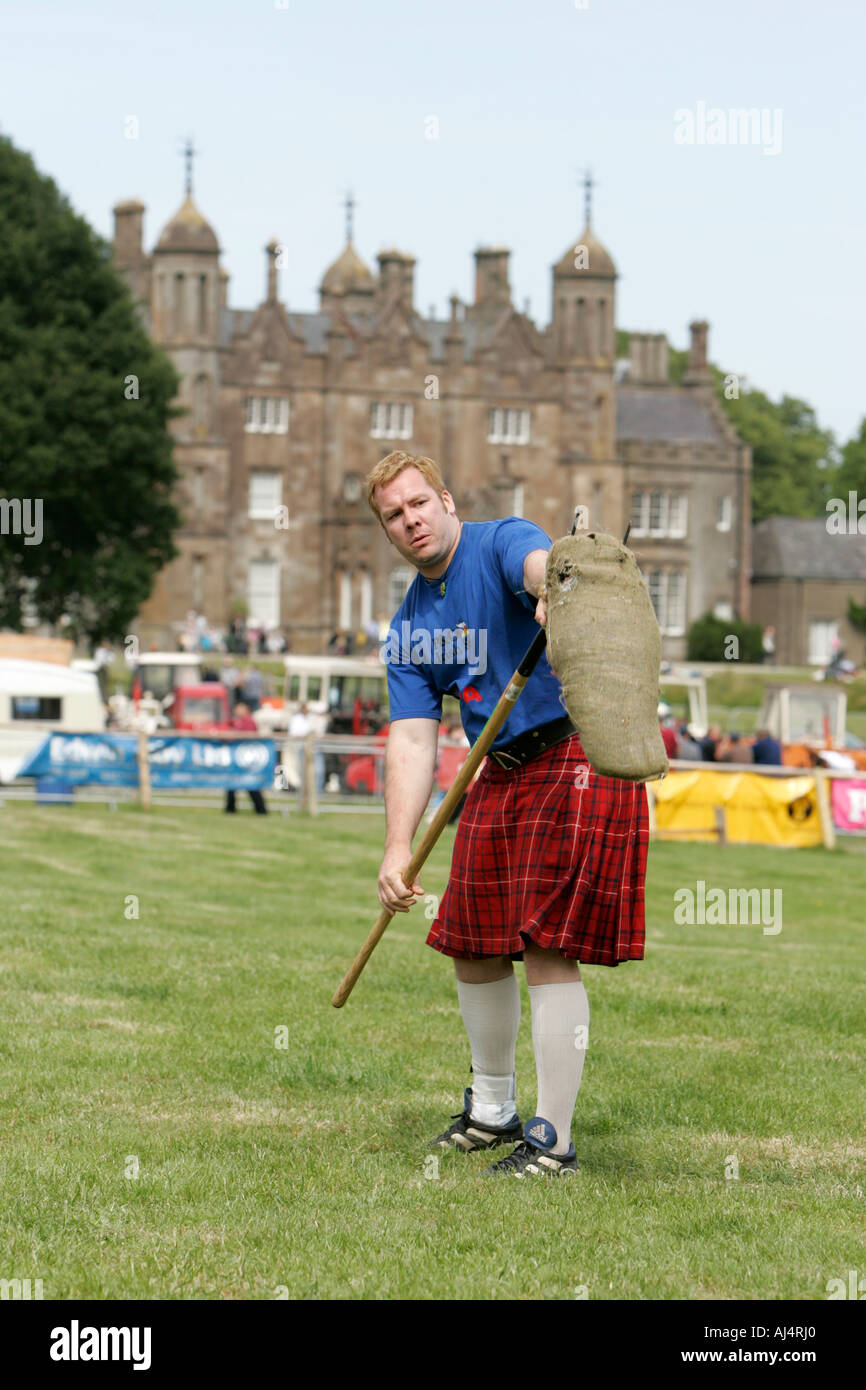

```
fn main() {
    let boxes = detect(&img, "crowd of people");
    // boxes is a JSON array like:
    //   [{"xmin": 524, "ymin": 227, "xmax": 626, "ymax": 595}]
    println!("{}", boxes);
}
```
[
  {"xmin": 661, "ymin": 717, "xmax": 783, "ymax": 765},
  {"xmin": 178, "ymin": 610, "xmax": 290, "ymax": 658},
  {"xmin": 326, "ymin": 619, "xmax": 385, "ymax": 658},
  {"xmin": 198, "ymin": 660, "xmax": 268, "ymax": 712}
]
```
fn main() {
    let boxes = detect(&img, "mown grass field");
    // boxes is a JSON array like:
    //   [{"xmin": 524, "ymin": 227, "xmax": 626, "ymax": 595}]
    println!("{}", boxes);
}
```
[{"xmin": 1, "ymin": 802, "xmax": 864, "ymax": 1301}]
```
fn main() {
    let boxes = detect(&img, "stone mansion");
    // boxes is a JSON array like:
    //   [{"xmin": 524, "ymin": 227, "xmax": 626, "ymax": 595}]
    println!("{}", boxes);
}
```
[{"xmin": 111, "ymin": 184, "xmax": 751, "ymax": 658}]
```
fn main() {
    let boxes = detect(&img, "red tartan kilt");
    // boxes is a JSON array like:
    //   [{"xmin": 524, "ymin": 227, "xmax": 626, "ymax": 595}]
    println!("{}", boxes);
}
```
[{"xmin": 426, "ymin": 733, "xmax": 648, "ymax": 966}]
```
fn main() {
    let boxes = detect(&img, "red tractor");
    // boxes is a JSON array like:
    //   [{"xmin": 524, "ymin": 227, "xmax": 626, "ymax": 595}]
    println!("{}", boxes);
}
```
[{"xmin": 165, "ymin": 683, "xmax": 233, "ymax": 733}]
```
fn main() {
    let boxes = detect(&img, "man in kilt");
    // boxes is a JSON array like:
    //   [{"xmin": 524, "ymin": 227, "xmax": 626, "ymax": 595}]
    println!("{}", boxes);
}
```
[{"xmin": 369, "ymin": 451, "xmax": 648, "ymax": 1177}]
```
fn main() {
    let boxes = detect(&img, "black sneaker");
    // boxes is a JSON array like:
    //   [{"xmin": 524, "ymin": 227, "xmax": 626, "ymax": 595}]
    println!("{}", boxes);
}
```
[
  {"xmin": 483, "ymin": 1116, "xmax": 579, "ymax": 1177},
  {"xmin": 430, "ymin": 1087, "xmax": 522, "ymax": 1152}
]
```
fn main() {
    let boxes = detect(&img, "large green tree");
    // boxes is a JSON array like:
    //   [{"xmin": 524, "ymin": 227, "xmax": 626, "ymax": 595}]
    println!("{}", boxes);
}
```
[
  {"xmin": 0, "ymin": 135, "xmax": 182, "ymax": 644},
  {"xmin": 833, "ymin": 417, "xmax": 866, "ymax": 500}
]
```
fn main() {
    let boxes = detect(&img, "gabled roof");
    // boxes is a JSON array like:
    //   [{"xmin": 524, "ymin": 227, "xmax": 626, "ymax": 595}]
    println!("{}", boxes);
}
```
[
  {"xmin": 752, "ymin": 518, "xmax": 866, "ymax": 581},
  {"xmin": 616, "ymin": 388, "xmax": 721, "ymax": 442}
]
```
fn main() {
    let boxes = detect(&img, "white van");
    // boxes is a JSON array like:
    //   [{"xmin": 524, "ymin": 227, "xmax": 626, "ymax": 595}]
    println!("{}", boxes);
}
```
[
  {"xmin": 0, "ymin": 659, "xmax": 106, "ymax": 783},
  {"xmin": 281, "ymin": 654, "xmax": 387, "ymax": 733}
]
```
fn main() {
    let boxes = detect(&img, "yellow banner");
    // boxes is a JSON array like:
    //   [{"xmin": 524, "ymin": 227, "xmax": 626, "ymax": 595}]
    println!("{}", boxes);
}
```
[{"xmin": 648, "ymin": 771, "xmax": 822, "ymax": 847}]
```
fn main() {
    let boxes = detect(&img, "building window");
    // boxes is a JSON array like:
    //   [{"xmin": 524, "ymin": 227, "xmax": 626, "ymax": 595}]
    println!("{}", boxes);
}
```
[
  {"xmin": 487, "ymin": 408, "xmax": 531, "ymax": 445},
  {"xmin": 337, "ymin": 571, "xmax": 352, "ymax": 630},
  {"xmin": 249, "ymin": 471, "xmax": 282, "ymax": 519},
  {"xmin": 666, "ymin": 571, "xmax": 686, "ymax": 635},
  {"xmin": 342, "ymin": 473, "xmax": 362, "ymax": 504},
  {"xmin": 370, "ymin": 402, "xmax": 413, "ymax": 439},
  {"xmin": 198, "ymin": 274, "xmax": 208, "ymax": 334},
  {"xmin": 192, "ymin": 554, "xmax": 204, "ymax": 610},
  {"xmin": 713, "ymin": 601, "xmax": 734, "ymax": 621},
  {"xmin": 357, "ymin": 571, "xmax": 373, "ymax": 628},
  {"xmin": 649, "ymin": 491, "xmax": 667, "ymax": 536},
  {"xmin": 808, "ymin": 620, "xmax": 839, "ymax": 667},
  {"xmin": 630, "ymin": 490, "xmax": 687, "ymax": 539},
  {"xmin": 193, "ymin": 467, "xmax": 205, "ymax": 512},
  {"xmin": 511, "ymin": 481, "xmax": 524, "ymax": 518},
  {"xmin": 717, "ymin": 496, "xmax": 733, "ymax": 532},
  {"xmin": 388, "ymin": 566, "xmax": 414, "ymax": 614},
  {"xmin": 174, "ymin": 273, "xmax": 185, "ymax": 331},
  {"xmin": 630, "ymin": 491, "xmax": 649, "ymax": 536},
  {"xmin": 646, "ymin": 570, "xmax": 688, "ymax": 636},
  {"xmin": 647, "ymin": 570, "xmax": 664, "ymax": 620},
  {"xmin": 668, "ymin": 493, "xmax": 688, "ymax": 538},
  {"xmin": 248, "ymin": 559, "xmax": 280, "ymax": 628},
  {"xmin": 244, "ymin": 396, "xmax": 289, "ymax": 434}
]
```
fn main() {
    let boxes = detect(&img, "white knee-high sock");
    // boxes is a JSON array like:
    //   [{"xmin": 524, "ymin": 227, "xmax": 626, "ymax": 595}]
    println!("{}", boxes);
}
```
[
  {"xmin": 456, "ymin": 974, "xmax": 521, "ymax": 1126},
  {"xmin": 529, "ymin": 981, "xmax": 590, "ymax": 1154}
]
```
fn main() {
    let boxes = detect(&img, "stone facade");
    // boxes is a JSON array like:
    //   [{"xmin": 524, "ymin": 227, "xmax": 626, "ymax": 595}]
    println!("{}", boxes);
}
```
[
  {"xmin": 751, "ymin": 519, "xmax": 866, "ymax": 666},
  {"xmin": 111, "ymin": 193, "xmax": 751, "ymax": 658}
]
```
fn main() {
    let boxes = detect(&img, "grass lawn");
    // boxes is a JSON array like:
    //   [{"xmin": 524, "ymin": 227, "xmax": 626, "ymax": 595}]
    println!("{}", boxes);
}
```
[{"xmin": 1, "ymin": 803, "xmax": 864, "ymax": 1300}]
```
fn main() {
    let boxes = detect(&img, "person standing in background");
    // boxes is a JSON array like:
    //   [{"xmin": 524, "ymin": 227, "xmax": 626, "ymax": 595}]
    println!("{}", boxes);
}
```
[{"xmin": 224, "ymin": 702, "xmax": 267, "ymax": 815}]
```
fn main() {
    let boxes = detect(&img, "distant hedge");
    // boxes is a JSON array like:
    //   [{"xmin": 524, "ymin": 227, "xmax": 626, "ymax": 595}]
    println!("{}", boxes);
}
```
[{"xmin": 686, "ymin": 612, "xmax": 764, "ymax": 663}]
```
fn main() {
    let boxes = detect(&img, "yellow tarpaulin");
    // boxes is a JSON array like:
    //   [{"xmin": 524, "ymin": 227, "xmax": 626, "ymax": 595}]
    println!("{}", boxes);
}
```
[{"xmin": 648, "ymin": 771, "xmax": 822, "ymax": 847}]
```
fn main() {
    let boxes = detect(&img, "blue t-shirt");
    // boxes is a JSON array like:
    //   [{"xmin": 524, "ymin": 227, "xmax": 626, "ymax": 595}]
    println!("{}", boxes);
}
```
[{"xmin": 383, "ymin": 518, "xmax": 567, "ymax": 749}]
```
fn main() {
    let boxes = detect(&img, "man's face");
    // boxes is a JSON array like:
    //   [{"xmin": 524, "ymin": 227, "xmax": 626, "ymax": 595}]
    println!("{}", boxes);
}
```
[{"xmin": 374, "ymin": 467, "xmax": 459, "ymax": 572}]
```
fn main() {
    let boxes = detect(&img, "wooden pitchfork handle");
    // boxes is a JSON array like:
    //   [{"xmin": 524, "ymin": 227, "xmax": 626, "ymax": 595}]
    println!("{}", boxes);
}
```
[{"xmin": 330, "ymin": 625, "xmax": 549, "ymax": 1007}]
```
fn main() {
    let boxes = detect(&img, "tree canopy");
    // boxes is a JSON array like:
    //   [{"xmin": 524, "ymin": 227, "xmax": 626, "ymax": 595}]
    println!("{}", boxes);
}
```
[{"xmin": 0, "ymin": 134, "xmax": 182, "ymax": 644}]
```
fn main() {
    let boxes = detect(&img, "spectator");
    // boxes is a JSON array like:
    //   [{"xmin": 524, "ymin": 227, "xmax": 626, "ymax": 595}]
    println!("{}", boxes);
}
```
[
  {"xmin": 221, "ymin": 659, "xmax": 242, "ymax": 706},
  {"xmin": 93, "ymin": 642, "xmax": 114, "ymax": 701},
  {"xmin": 257, "ymin": 628, "xmax": 268, "ymax": 655},
  {"xmin": 240, "ymin": 665, "xmax": 265, "ymax": 712},
  {"xmin": 660, "ymin": 718, "xmax": 679, "ymax": 760},
  {"xmin": 224, "ymin": 702, "xmax": 267, "ymax": 815},
  {"xmin": 716, "ymin": 731, "xmax": 753, "ymax": 764},
  {"xmin": 752, "ymin": 728, "xmax": 782, "ymax": 765},
  {"xmin": 676, "ymin": 724, "xmax": 703, "ymax": 760},
  {"xmin": 289, "ymin": 701, "xmax": 325, "ymax": 795},
  {"xmin": 700, "ymin": 724, "xmax": 723, "ymax": 762},
  {"xmin": 762, "ymin": 626, "xmax": 776, "ymax": 665}
]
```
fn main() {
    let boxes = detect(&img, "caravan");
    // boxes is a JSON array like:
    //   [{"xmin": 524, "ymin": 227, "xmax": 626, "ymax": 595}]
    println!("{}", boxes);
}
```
[{"xmin": 0, "ymin": 659, "xmax": 106, "ymax": 783}]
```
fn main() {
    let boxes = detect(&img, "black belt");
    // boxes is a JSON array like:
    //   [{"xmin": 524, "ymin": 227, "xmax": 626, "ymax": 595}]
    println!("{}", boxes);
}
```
[{"xmin": 488, "ymin": 716, "xmax": 578, "ymax": 770}]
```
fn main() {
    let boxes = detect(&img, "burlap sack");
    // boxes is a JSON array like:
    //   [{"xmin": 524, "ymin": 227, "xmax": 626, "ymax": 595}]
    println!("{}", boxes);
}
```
[{"xmin": 545, "ymin": 531, "xmax": 668, "ymax": 781}]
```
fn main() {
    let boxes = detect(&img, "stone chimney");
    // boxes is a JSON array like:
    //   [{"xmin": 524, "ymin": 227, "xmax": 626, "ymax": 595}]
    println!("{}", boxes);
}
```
[
  {"xmin": 683, "ymin": 319, "xmax": 711, "ymax": 383},
  {"xmin": 265, "ymin": 238, "xmax": 281, "ymax": 303},
  {"xmin": 473, "ymin": 247, "xmax": 511, "ymax": 313},
  {"xmin": 628, "ymin": 332, "xmax": 668, "ymax": 384},
  {"xmin": 113, "ymin": 199, "xmax": 145, "ymax": 264},
  {"xmin": 444, "ymin": 292, "xmax": 465, "ymax": 370},
  {"xmin": 377, "ymin": 249, "xmax": 415, "ymax": 308},
  {"xmin": 112, "ymin": 199, "xmax": 150, "ymax": 310}
]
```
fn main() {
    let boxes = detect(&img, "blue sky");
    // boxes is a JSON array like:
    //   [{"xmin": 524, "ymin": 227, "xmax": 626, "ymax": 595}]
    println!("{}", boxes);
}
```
[{"xmin": 2, "ymin": 0, "xmax": 863, "ymax": 442}]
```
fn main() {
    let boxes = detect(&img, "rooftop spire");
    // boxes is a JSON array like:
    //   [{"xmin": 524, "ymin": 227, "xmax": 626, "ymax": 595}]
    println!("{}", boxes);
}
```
[
  {"xmin": 579, "ymin": 166, "xmax": 595, "ymax": 229},
  {"xmin": 182, "ymin": 136, "xmax": 198, "ymax": 196},
  {"xmin": 343, "ymin": 188, "xmax": 355, "ymax": 245}
]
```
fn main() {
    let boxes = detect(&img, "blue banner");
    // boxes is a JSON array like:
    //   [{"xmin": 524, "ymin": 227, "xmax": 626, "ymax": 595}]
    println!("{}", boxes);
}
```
[{"xmin": 17, "ymin": 733, "xmax": 277, "ymax": 790}]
